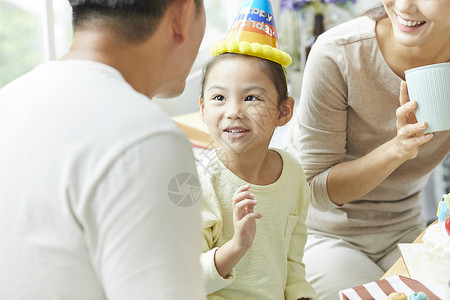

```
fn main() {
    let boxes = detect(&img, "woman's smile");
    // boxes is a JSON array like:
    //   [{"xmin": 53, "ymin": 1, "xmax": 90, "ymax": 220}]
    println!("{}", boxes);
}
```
[{"xmin": 396, "ymin": 14, "xmax": 426, "ymax": 32}]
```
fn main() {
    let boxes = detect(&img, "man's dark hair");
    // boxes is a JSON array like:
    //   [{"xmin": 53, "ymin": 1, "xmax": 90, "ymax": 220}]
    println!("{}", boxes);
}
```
[{"xmin": 69, "ymin": 0, "xmax": 202, "ymax": 43}]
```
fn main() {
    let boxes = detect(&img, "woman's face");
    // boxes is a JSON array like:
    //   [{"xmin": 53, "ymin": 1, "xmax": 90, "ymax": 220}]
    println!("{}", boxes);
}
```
[{"xmin": 381, "ymin": 0, "xmax": 450, "ymax": 47}]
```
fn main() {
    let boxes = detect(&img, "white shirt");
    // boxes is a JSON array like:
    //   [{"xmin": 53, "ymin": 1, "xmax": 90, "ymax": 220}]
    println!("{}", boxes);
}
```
[{"xmin": 0, "ymin": 60, "xmax": 206, "ymax": 300}]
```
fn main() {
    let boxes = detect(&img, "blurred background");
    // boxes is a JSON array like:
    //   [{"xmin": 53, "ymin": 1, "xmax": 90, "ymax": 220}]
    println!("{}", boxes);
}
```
[
  {"xmin": 0, "ymin": 0, "xmax": 379, "ymax": 100},
  {"xmin": 0, "ymin": 0, "xmax": 448, "ymax": 223}
]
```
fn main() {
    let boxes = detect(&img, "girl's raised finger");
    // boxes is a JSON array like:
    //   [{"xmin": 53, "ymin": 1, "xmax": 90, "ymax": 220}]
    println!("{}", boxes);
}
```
[
  {"xmin": 233, "ymin": 191, "xmax": 255, "ymax": 206},
  {"xmin": 233, "ymin": 184, "xmax": 250, "ymax": 197},
  {"xmin": 239, "ymin": 212, "xmax": 263, "ymax": 224},
  {"xmin": 234, "ymin": 199, "xmax": 258, "ymax": 220}
]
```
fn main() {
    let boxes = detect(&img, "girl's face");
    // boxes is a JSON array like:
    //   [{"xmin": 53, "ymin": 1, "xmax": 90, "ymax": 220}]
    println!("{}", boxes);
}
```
[
  {"xmin": 200, "ymin": 56, "xmax": 289, "ymax": 156},
  {"xmin": 381, "ymin": 0, "xmax": 450, "ymax": 47}
]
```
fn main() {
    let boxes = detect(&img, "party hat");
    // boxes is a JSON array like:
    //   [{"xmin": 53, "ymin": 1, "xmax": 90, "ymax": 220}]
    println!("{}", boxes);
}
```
[{"xmin": 211, "ymin": 0, "xmax": 292, "ymax": 67}]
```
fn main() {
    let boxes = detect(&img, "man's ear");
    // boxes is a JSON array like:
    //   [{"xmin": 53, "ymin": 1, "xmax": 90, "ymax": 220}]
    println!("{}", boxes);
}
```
[
  {"xmin": 199, "ymin": 96, "xmax": 206, "ymax": 123},
  {"xmin": 276, "ymin": 97, "xmax": 294, "ymax": 126},
  {"xmin": 170, "ymin": 0, "xmax": 196, "ymax": 45}
]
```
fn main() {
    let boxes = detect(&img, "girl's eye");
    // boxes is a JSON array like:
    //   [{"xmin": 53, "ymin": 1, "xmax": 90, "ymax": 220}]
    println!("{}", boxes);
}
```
[
  {"xmin": 213, "ymin": 95, "xmax": 225, "ymax": 101},
  {"xmin": 245, "ymin": 95, "xmax": 260, "ymax": 102}
]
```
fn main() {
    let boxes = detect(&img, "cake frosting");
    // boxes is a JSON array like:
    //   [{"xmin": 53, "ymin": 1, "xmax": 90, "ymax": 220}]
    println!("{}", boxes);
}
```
[
  {"xmin": 387, "ymin": 292, "xmax": 407, "ymax": 300},
  {"xmin": 422, "ymin": 222, "xmax": 450, "ymax": 286},
  {"xmin": 408, "ymin": 292, "xmax": 429, "ymax": 300}
]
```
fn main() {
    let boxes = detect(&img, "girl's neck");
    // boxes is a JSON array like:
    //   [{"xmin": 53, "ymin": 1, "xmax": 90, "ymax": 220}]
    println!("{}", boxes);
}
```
[
  {"xmin": 376, "ymin": 17, "xmax": 450, "ymax": 80},
  {"xmin": 217, "ymin": 148, "xmax": 283, "ymax": 186}
]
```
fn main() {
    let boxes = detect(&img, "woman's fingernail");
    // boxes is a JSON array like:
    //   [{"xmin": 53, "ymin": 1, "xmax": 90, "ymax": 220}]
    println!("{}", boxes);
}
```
[
  {"xmin": 425, "ymin": 133, "xmax": 433, "ymax": 139},
  {"xmin": 419, "ymin": 122, "xmax": 426, "ymax": 129}
]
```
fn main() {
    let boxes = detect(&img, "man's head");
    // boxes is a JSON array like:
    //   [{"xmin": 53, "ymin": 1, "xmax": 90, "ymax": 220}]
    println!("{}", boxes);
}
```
[
  {"xmin": 69, "ymin": 0, "xmax": 203, "ymax": 43},
  {"xmin": 66, "ymin": 0, "xmax": 206, "ymax": 98}
]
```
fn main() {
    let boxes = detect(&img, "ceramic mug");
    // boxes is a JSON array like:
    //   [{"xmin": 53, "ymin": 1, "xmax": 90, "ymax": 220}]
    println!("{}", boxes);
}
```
[{"xmin": 405, "ymin": 62, "xmax": 450, "ymax": 133}]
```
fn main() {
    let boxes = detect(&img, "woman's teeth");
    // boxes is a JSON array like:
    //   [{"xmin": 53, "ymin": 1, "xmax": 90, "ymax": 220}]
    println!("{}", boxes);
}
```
[{"xmin": 397, "ymin": 15, "xmax": 425, "ymax": 27}]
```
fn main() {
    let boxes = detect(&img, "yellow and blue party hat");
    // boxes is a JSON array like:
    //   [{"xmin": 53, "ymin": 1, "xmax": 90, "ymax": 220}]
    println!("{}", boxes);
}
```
[{"xmin": 211, "ymin": 0, "xmax": 292, "ymax": 67}]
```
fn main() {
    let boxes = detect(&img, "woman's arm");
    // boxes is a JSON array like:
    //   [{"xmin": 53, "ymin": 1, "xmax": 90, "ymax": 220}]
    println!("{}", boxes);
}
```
[
  {"xmin": 327, "ymin": 82, "xmax": 433, "ymax": 205},
  {"xmin": 289, "ymin": 30, "xmax": 433, "ymax": 209}
]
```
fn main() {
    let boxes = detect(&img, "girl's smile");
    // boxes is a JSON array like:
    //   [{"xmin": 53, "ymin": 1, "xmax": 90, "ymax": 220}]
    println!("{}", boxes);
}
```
[{"xmin": 223, "ymin": 126, "xmax": 250, "ymax": 139}]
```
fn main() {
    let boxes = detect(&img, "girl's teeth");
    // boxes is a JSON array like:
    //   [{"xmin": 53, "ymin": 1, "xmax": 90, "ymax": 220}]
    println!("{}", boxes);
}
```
[{"xmin": 397, "ymin": 15, "xmax": 425, "ymax": 27}]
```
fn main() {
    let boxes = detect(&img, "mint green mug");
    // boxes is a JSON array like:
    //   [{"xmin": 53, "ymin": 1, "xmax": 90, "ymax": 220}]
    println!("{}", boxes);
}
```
[{"xmin": 405, "ymin": 62, "xmax": 450, "ymax": 133}]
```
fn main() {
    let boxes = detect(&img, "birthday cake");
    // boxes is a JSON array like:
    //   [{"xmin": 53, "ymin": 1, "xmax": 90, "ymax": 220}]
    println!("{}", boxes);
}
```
[{"xmin": 422, "ymin": 222, "xmax": 450, "ymax": 286}]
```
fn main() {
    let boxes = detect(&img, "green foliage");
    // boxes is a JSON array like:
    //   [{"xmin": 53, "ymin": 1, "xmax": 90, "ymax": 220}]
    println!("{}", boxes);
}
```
[{"xmin": 0, "ymin": 1, "xmax": 44, "ymax": 88}]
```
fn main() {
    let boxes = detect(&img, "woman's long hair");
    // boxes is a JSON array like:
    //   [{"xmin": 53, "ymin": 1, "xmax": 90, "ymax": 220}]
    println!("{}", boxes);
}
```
[{"xmin": 362, "ymin": 5, "xmax": 387, "ymax": 21}]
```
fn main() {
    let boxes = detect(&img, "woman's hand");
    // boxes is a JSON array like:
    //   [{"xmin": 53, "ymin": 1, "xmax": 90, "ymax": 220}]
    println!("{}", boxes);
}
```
[
  {"xmin": 392, "ymin": 81, "xmax": 433, "ymax": 161},
  {"xmin": 231, "ymin": 184, "xmax": 262, "ymax": 250},
  {"xmin": 327, "ymin": 81, "xmax": 434, "ymax": 205}
]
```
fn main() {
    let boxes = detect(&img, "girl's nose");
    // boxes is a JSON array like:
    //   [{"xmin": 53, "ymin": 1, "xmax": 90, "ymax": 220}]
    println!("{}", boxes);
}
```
[{"xmin": 225, "ymin": 101, "xmax": 245, "ymax": 119}]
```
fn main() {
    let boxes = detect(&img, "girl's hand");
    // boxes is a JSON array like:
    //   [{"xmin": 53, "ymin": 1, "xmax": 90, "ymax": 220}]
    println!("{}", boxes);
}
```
[
  {"xmin": 393, "ymin": 81, "xmax": 433, "ymax": 161},
  {"xmin": 231, "ymin": 184, "xmax": 262, "ymax": 251},
  {"xmin": 212, "ymin": 184, "xmax": 262, "ymax": 278}
]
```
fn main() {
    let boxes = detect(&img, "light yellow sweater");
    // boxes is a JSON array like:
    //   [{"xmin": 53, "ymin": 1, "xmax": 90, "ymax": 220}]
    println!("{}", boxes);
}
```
[{"xmin": 198, "ymin": 148, "xmax": 317, "ymax": 300}]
